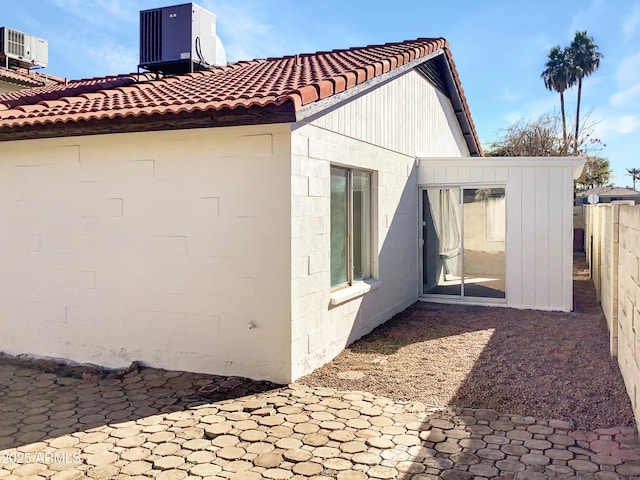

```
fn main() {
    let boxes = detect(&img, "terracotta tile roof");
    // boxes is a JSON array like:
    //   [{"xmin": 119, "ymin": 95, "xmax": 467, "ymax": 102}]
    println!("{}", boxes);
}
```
[{"xmin": 0, "ymin": 38, "xmax": 482, "ymax": 154}]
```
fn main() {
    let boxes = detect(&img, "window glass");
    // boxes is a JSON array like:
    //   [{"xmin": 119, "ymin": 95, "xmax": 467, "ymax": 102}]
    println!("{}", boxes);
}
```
[
  {"xmin": 330, "ymin": 167, "xmax": 373, "ymax": 288},
  {"xmin": 353, "ymin": 171, "xmax": 371, "ymax": 280},
  {"xmin": 330, "ymin": 167, "xmax": 348, "ymax": 287}
]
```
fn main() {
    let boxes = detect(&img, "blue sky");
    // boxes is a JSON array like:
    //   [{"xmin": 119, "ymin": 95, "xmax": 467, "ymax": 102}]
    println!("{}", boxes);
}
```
[{"xmin": 3, "ymin": 0, "xmax": 639, "ymax": 186}]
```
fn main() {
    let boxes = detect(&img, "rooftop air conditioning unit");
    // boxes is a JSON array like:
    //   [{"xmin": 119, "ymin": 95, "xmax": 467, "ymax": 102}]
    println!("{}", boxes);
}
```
[
  {"xmin": 139, "ymin": 2, "xmax": 226, "ymax": 74},
  {"xmin": 0, "ymin": 27, "xmax": 48, "ymax": 69}
]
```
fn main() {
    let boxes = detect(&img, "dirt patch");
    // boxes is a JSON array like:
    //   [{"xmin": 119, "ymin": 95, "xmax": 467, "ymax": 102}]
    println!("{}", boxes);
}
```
[{"xmin": 298, "ymin": 255, "xmax": 635, "ymax": 430}]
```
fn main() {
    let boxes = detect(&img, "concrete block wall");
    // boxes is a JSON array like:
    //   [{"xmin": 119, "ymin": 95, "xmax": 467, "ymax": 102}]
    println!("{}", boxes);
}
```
[
  {"xmin": 0, "ymin": 125, "xmax": 293, "ymax": 383},
  {"xmin": 289, "ymin": 125, "xmax": 421, "ymax": 380},
  {"xmin": 585, "ymin": 204, "xmax": 640, "ymax": 430}
]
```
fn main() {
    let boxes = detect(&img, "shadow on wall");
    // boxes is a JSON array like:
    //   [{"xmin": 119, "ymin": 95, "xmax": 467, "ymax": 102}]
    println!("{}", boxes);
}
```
[{"xmin": 338, "ymin": 162, "xmax": 420, "ymax": 349}]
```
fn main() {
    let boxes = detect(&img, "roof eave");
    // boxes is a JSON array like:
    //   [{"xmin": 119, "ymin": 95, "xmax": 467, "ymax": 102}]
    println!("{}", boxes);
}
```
[{"xmin": 0, "ymin": 102, "xmax": 297, "ymax": 142}]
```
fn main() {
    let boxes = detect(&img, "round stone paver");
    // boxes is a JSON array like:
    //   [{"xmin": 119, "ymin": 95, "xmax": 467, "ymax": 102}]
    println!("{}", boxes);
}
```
[
  {"xmin": 469, "ymin": 464, "xmax": 499, "ymax": 477},
  {"xmin": 120, "ymin": 461, "xmax": 153, "ymax": 475},
  {"xmin": 85, "ymin": 451, "xmax": 118, "ymax": 466},
  {"xmin": 217, "ymin": 446, "xmax": 247, "ymax": 460},
  {"xmin": 155, "ymin": 468, "xmax": 188, "ymax": 480},
  {"xmin": 435, "ymin": 441, "xmax": 462, "ymax": 454},
  {"xmin": 120, "ymin": 447, "xmax": 151, "ymax": 461},
  {"xmin": 240, "ymin": 429, "xmax": 267, "ymax": 442},
  {"xmin": 569, "ymin": 458, "xmax": 599, "ymax": 473},
  {"xmin": 189, "ymin": 463, "xmax": 223, "ymax": 476},
  {"xmin": 340, "ymin": 441, "xmax": 368, "ymax": 453},
  {"xmin": 302, "ymin": 433, "xmax": 329, "ymax": 446},
  {"xmin": 275, "ymin": 437, "xmax": 303, "ymax": 450},
  {"xmin": 521, "ymin": 453, "xmax": 550, "ymax": 466},
  {"xmin": 324, "ymin": 457, "xmax": 353, "ymax": 471},
  {"xmin": 262, "ymin": 468, "xmax": 294, "ymax": 479},
  {"xmin": 338, "ymin": 471, "xmax": 368, "ymax": 480},
  {"xmin": 153, "ymin": 442, "xmax": 181, "ymax": 456},
  {"xmin": 186, "ymin": 450, "xmax": 216, "ymax": 463},
  {"xmin": 393, "ymin": 433, "xmax": 422, "ymax": 446},
  {"xmin": 366, "ymin": 436, "xmax": 395, "ymax": 449},
  {"xmin": 254, "ymin": 452, "xmax": 284, "ymax": 468},
  {"xmin": 329, "ymin": 430, "xmax": 357, "ymax": 442},
  {"xmin": 292, "ymin": 461, "xmax": 323, "ymax": 476},
  {"xmin": 367, "ymin": 465, "xmax": 397, "ymax": 479},
  {"xmin": 283, "ymin": 448, "xmax": 313, "ymax": 462},
  {"xmin": 153, "ymin": 455, "xmax": 185, "ymax": 470},
  {"xmin": 212, "ymin": 434, "xmax": 240, "ymax": 447}
]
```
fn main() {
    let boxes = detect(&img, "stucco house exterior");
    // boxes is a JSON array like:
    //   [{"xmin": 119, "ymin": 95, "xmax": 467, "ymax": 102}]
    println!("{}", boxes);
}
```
[{"xmin": 0, "ymin": 38, "xmax": 583, "ymax": 383}]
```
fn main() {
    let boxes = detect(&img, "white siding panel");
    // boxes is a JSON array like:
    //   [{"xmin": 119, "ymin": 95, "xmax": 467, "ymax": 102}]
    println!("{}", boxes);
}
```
[
  {"xmin": 534, "ymin": 169, "xmax": 550, "ymax": 309},
  {"xmin": 520, "ymin": 169, "xmax": 537, "ymax": 309},
  {"xmin": 507, "ymin": 168, "xmax": 522, "ymax": 307},
  {"xmin": 311, "ymin": 70, "xmax": 470, "ymax": 157},
  {"xmin": 548, "ymin": 169, "xmax": 565, "ymax": 309}
]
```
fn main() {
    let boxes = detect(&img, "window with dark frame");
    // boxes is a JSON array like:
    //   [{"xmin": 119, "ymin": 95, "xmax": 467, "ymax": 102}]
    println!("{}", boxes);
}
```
[{"xmin": 330, "ymin": 166, "xmax": 372, "ymax": 289}]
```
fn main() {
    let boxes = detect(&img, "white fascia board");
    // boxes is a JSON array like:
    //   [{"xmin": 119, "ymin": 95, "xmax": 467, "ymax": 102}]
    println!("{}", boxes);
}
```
[{"xmin": 416, "ymin": 156, "xmax": 586, "ymax": 179}]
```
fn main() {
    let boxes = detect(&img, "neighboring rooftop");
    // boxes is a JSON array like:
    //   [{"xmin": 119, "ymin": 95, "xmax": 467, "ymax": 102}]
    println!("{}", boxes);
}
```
[
  {"xmin": 0, "ymin": 66, "xmax": 64, "ymax": 90},
  {"xmin": 576, "ymin": 186, "xmax": 640, "ymax": 197},
  {"xmin": 0, "ymin": 37, "xmax": 482, "ymax": 155},
  {"xmin": 575, "ymin": 186, "xmax": 640, "ymax": 205}
]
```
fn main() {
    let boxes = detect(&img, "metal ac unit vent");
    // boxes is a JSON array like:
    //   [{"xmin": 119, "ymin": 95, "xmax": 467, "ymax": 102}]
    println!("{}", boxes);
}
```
[
  {"xmin": 140, "ymin": 8, "xmax": 162, "ymax": 65},
  {"xmin": 139, "ymin": 2, "xmax": 226, "ymax": 75},
  {"xmin": 0, "ymin": 27, "xmax": 48, "ymax": 69}
]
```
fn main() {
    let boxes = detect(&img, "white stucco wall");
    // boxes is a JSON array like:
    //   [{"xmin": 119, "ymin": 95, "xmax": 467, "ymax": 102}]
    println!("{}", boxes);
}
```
[
  {"xmin": 0, "ymin": 125, "xmax": 293, "ymax": 383},
  {"xmin": 289, "ymin": 70, "xmax": 470, "ymax": 380},
  {"xmin": 418, "ymin": 157, "xmax": 584, "ymax": 312}
]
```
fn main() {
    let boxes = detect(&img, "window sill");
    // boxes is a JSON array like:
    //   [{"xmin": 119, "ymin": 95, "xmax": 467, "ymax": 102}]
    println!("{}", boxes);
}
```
[{"xmin": 330, "ymin": 278, "xmax": 381, "ymax": 306}]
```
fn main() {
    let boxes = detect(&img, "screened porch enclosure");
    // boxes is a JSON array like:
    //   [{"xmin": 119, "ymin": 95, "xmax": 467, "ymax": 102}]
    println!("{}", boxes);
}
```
[{"xmin": 421, "ymin": 187, "xmax": 506, "ymax": 300}]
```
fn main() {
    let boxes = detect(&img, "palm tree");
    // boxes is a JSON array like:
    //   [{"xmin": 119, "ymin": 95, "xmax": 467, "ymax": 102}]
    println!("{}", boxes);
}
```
[
  {"xmin": 569, "ymin": 31, "xmax": 602, "ymax": 153},
  {"xmin": 627, "ymin": 168, "xmax": 640, "ymax": 191},
  {"xmin": 541, "ymin": 46, "xmax": 573, "ymax": 154}
]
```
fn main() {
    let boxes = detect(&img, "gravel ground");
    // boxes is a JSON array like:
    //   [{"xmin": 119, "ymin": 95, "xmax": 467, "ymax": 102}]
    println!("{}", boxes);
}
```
[{"xmin": 299, "ymin": 254, "xmax": 636, "ymax": 430}]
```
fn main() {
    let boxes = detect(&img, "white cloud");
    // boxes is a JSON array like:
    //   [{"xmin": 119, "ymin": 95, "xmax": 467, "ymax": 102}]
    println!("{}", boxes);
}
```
[
  {"xmin": 623, "ymin": 5, "xmax": 640, "ymax": 39},
  {"xmin": 200, "ymin": 1, "xmax": 286, "ymax": 61},
  {"xmin": 611, "ymin": 84, "xmax": 640, "ymax": 108},
  {"xmin": 504, "ymin": 96, "xmax": 558, "ymax": 125},
  {"xmin": 615, "ymin": 53, "xmax": 640, "ymax": 85},
  {"xmin": 609, "ymin": 53, "xmax": 640, "ymax": 109},
  {"xmin": 48, "ymin": 0, "xmax": 137, "ymax": 33},
  {"xmin": 594, "ymin": 115, "xmax": 640, "ymax": 135}
]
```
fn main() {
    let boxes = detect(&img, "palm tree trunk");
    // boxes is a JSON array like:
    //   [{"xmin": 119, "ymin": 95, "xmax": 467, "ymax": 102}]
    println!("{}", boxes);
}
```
[
  {"xmin": 574, "ymin": 78, "xmax": 583, "ymax": 154},
  {"xmin": 560, "ymin": 91, "xmax": 567, "ymax": 154}
]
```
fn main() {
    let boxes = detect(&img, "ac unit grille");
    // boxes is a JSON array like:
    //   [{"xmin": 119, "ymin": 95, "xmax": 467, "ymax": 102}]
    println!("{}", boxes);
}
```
[
  {"xmin": 140, "ymin": 9, "xmax": 162, "ymax": 64},
  {"xmin": 6, "ymin": 29, "xmax": 25, "ymax": 57}
]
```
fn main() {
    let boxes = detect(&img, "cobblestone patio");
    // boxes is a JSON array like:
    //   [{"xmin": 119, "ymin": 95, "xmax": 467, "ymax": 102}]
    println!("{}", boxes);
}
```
[{"xmin": 0, "ymin": 362, "xmax": 638, "ymax": 479}]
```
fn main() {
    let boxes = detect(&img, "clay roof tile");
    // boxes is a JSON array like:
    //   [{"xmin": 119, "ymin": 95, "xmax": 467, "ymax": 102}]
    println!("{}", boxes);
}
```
[{"xmin": 0, "ymin": 38, "xmax": 481, "ymax": 154}]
